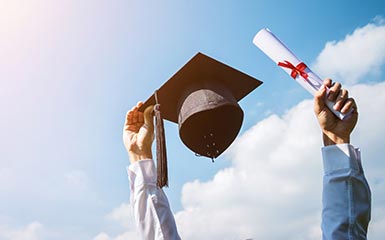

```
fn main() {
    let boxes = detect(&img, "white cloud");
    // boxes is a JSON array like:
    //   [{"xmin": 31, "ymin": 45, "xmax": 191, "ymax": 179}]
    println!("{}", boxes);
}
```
[
  {"xmin": 93, "ymin": 203, "xmax": 139, "ymax": 240},
  {"xmin": 107, "ymin": 202, "xmax": 135, "ymax": 229},
  {"xmin": 313, "ymin": 18, "xmax": 385, "ymax": 84},
  {"xmin": 112, "ymin": 231, "xmax": 140, "ymax": 240},
  {"xmin": 93, "ymin": 230, "xmax": 139, "ymax": 240},
  {"xmin": 173, "ymin": 82, "xmax": 385, "ymax": 240},
  {"xmin": 93, "ymin": 232, "xmax": 110, "ymax": 240},
  {"xmin": 0, "ymin": 222, "xmax": 43, "ymax": 240},
  {"xmin": 175, "ymin": 100, "xmax": 323, "ymax": 240}
]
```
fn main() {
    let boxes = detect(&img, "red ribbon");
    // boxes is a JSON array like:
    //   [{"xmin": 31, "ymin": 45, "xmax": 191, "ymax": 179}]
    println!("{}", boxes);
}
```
[{"xmin": 278, "ymin": 61, "xmax": 309, "ymax": 80}]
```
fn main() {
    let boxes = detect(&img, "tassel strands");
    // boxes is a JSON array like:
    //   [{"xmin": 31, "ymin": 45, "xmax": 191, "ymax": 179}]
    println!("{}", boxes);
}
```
[{"xmin": 154, "ymin": 92, "xmax": 168, "ymax": 188}]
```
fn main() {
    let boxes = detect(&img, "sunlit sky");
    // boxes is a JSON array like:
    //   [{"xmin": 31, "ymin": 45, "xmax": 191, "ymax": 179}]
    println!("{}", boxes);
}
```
[{"xmin": 1, "ymin": 1, "xmax": 385, "ymax": 239}]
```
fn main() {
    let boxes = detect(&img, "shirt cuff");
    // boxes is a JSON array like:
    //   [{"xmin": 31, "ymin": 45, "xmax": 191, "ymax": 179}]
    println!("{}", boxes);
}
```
[
  {"xmin": 322, "ymin": 143, "xmax": 361, "ymax": 174},
  {"xmin": 127, "ymin": 159, "xmax": 157, "ymax": 189}
]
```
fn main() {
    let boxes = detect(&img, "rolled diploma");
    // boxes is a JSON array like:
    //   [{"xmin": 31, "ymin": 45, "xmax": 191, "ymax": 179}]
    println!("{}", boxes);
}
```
[{"xmin": 253, "ymin": 28, "xmax": 351, "ymax": 120}]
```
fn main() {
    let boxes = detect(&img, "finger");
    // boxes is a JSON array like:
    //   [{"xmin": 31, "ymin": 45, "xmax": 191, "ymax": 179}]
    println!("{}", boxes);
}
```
[
  {"xmin": 327, "ymin": 81, "xmax": 341, "ymax": 102},
  {"xmin": 136, "ymin": 106, "xmax": 145, "ymax": 124},
  {"xmin": 333, "ymin": 89, "xmax": 348, "ymax": 111},
  {"xmin": 131, "ymin": 105, "xmax": 142, "ymax": 124},
  {"xmin": 143, "ymin": 105, "xmax": 155, "ymax": 129},
  {"xmin": 124, "ymin": 108, "xmax": 134, "ymax": 125},
  {"xmin": 314, "ymin": 83, "xmax": 327, "ymax": 115},
  {"xmin": 126, "ymin": 104, "xmax": 137, "ymax": 121},
  {"xmin": 323, "ymin": 78, "xmax": 333, "ymax": 87},
  {"xmin": 124, "ymin": 109, "xmax": 136, "ymax": 131},
  {"xmin": 135, "ymin": 101, "xmax": 145, "ymax": 124},
  {"xmin": 341, "ymin": 97, "xmax": 357, "ymax": 114},
  {"xmin": 123, "ymin": 104, "xmax": 142, "ymax": 131}
]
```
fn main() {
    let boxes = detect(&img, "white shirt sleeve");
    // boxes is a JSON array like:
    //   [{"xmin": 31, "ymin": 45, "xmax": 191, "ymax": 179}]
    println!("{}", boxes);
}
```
[{"xmin": 128, "ymin": 159, "xmax": 181, "ymax": 240}]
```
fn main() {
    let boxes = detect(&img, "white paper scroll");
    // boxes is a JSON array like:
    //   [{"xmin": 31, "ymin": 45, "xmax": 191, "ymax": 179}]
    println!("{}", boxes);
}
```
[{"xmin": 253, "ymin": 28, "xmax": 351, "ymax": 120}]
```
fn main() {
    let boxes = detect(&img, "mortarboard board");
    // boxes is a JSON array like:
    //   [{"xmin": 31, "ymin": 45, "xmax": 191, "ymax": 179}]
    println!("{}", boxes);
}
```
[{"xmin": 139, "ymin": 52, "xmax": 262, "ymax": 188}]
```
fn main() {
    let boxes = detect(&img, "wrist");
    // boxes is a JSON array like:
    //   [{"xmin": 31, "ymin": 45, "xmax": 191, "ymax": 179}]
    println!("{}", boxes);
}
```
[
  {"xmin": 322, "ymin": 132, "xmax": 350, "ymax": 146},
  {"xmin": 128, "ymin": 150, "xmax": 153, "ymax": 163}
]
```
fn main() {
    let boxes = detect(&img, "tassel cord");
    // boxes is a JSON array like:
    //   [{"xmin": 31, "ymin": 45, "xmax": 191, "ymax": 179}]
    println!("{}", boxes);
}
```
[{"xmin": 154, "ymin": 101, "xmax": 168, "ymax": 188}]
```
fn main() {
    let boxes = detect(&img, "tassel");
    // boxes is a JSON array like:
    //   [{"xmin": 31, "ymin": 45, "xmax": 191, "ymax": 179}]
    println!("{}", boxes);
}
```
[{"xmin": 154, "ymin": 103, "xmax": 168, "ymax": 188}]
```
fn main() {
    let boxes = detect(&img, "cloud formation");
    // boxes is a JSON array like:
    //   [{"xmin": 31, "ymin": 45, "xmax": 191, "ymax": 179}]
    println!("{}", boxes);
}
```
[
  {"xmin": 175, "ymin": 99, "xmax": 322, "ymax": 240},
  {"xmin": 93, "ymin": 203, "xmax": 139, "ymax": 240},
  {"xmin": 174, "ymin": 81, "xmax": 385, "ymax": 240},
  {"xmin": 106, "ymin": 202, "xmax": 135, "ymax": 230},
  {"xmin": 0, "ymin": 222, "xmax": 43, "ymax": 240},
  {"xmin": 313, "ymin": 18, "xmax": 385, "ymax": 84}
]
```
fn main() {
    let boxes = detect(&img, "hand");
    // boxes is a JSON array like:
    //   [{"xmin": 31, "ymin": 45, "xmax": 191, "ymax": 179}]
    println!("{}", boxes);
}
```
[
  {"xmin": 314, "ymin": 79, "xmax": 358, "ymax": 146},
  {"xmin": 123, "ymin": 102, "xmax": 154, "ymax": 163}
]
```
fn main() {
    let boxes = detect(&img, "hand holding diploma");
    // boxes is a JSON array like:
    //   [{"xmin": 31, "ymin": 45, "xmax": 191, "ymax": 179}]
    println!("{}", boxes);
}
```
[
  {"xmin": 314, "ymin": 79, "xmax": 358, "ymax": 146},
  {"xmin": 253, "ymin": 28, "xmax": 352, "ymax": 120}
]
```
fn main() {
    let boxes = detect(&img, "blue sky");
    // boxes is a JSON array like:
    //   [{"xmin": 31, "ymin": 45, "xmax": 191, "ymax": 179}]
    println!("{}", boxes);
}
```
[{"xmin": 1, "ymin": 0, "xmax": 385, "ymax": 239}]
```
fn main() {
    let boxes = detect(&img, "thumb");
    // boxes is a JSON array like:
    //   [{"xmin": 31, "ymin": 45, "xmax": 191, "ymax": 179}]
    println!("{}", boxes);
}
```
[
  {"xmin": 143, "ymin": 105, "xmax": 155, "ymax": 129},
  {"xmin": 314, "ymin": 84, "xmax": 327, "ymax": 115}
]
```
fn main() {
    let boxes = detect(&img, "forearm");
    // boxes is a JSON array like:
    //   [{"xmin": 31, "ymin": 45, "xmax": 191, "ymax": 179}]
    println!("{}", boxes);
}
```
[
  {"xmin": 321, "ymin": 144, "xmax": 371, "ymax": 240},
  {"xmin": 128, "ymin": 160, "xmax": 181, "ymax": 240}
]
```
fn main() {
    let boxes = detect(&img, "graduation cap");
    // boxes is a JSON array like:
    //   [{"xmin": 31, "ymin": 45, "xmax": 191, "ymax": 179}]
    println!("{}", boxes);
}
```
[{"xmin": 139, "ymin": 52, "xmax": 262, "ymax": 188}]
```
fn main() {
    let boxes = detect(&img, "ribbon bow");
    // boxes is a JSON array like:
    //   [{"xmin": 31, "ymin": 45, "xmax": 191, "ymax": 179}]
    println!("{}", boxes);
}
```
[{"xmin": 278, "ymin": 61, "xmax": 309, "ymax": 80}]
